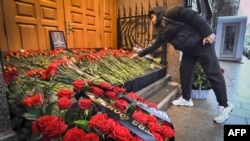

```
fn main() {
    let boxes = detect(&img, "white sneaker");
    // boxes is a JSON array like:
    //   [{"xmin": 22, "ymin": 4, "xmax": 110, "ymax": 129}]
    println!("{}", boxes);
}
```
[
  {"xmin": 214, "ymin": 102, "xmax": 234, "ymax": 123},
  {"xmin": 172, "ymin": 97, "xmax": 194, "ymax": 107}
]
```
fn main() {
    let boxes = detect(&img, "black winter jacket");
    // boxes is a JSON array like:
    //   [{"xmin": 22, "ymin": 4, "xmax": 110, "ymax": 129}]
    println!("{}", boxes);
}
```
[{"xmin": 138, "ymin": 6, "xmax": 214, "ymax": 57}]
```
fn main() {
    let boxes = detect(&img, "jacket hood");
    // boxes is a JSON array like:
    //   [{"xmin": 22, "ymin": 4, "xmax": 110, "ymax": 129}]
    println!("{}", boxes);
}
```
[{"xmin": 148, "ymin": 6, "xmax": 167, "ymax": 26}]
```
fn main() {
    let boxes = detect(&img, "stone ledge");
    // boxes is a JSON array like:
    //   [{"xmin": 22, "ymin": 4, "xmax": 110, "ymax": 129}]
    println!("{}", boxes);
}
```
[{"xmin": 0, "ymin": 129, "xmax": 18, "ymax": 141}]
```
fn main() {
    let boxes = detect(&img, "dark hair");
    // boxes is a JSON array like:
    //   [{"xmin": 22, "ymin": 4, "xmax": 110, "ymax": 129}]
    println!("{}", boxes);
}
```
[{"xmin": 148, "ymin": 9, "xmax": 155, "ymax": 19}]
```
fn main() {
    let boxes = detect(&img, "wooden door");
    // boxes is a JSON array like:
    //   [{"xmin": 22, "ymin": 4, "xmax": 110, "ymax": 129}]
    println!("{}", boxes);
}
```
[
  {"xmin": 0, "ymin": 0, "xmax": 7, "ymax": 51},
  {"xmin": 2, "ymin": 0, "xmax": 65, "ymax": 52},
  {"xmin": 1, "ymin": 0, "xmax": 117, "ymax": 52},
  {"xmin": 64, "ymin": 0, "xmax": 117, "ymax": 49},
  {"xmin": 101, "ymin": 0, "xmax": 117, "ymax": 48},
  {"xmin": 64, "ymin": 0, "xmax": 100, "ymax": 48}
]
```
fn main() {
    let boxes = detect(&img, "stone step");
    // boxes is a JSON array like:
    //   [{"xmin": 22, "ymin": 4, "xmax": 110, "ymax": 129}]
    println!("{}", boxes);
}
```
[{"xmin": 136, "ymin": 74, "xmax": 181, "ymax": 110}]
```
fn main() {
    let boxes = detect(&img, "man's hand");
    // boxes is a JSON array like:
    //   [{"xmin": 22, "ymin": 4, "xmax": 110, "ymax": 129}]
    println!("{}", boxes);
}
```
[
  {"xmin": 130, "ymin": 53, "xmax": 138, "ymax": 59},
  {"xmin": 203, "ymin": 33, "xmax": 216, "ymax": 45}
]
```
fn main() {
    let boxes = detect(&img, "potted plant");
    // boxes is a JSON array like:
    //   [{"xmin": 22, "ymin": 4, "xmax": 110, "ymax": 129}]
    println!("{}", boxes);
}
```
[{"xmin": 191, "ymin": 62, "xmax": 212, "ymax": 99}]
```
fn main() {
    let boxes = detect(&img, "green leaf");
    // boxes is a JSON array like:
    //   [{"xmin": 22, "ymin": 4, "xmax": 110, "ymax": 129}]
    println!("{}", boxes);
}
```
[
  {"xmin": 47, "ymin": 103, "xmax": 61, "ymax": 116},
  {"xmin": 73, "ymin": 119, "xmax": 88, "ymax": 125},
  {"xmin": 8, "ymin": 99, "xmax": 17, "ymax": 104},
  {"xmin": 7, "ymin": 94, "xmax": 18, "ymax": 99},
  {"xmin": 127, "ymin": 104, "xmax": 136, "ymax": 117},
  {"xmin": 84, "ymin": 85, "xmax": 90, "ymax": 91},
  {"xmin": 23, "ymin": 110, "xmax": 41, "ymax": 120},
  {"xmin": 73, "ymin": 119, "xmax": 90, "ymax": 131},
  {"xmin": 193, "ymin": 63, "xmax": 211, "ymax": 89}
]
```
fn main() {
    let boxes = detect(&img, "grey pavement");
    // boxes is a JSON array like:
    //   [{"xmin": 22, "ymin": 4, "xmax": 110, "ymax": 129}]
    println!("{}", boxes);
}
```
[{"xmin": 167, "ymin": 56, "xmax": 250, "ymax": 141}]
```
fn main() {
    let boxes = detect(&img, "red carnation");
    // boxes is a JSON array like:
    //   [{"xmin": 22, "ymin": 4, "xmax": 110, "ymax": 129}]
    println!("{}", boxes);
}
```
[
  {"xmin": 89, "ymin": 86, "xmax": 104, "ymax": 97},
  {"xmin": 73, "ymin": 79, "xmax": 85, "ymax": 91},
  {"xmin": 22, "ymin": 93, "xmax": 43, "ymax": 107},
  {"xmin": 97, "ymin": 81, "xmax": 113, "ymax": 90},
  {"xmin": 57, "ymin": 97, "xmax": 72, "ymax": 110},
  {"xmin": 56, "ymin": 89, "xmax": 74, "ymax": 99},
  {"xmin": 132, "ymin": 110, "xmax": 149, "ymax": 125},
  {"xmin": 78, "ymin": 98, "xmax": 93, "ymax": 110},
  {"xmin": 106, "ymin": 91, "xmax": 118, "ymax": 100},
  {"xmin": 114, "ymin": 99, "xmax": 129, "ymax": 113}
]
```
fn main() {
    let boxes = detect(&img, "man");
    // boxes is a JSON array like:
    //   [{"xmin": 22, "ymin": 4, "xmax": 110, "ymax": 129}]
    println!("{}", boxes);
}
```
[{"xmin": 131, "ymin": 6, "xmax": 234, "ymax": 123}]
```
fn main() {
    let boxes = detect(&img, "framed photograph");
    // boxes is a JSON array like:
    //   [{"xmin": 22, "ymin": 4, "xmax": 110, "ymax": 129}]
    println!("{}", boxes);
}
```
[
  {"xmin": 49, "ymin": 31, "xmax": 67, "ymax": 49},
  {"xmin": 215, "ymin": 16, "xmax": 247, "ymax": 61}
]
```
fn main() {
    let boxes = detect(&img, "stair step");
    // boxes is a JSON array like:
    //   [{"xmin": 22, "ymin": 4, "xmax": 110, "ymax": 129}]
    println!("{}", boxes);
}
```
[
  {"xmin": 136, "ymin": 74, "xmax": 171, "ymax": 97},
  {"xmin": 136, "ymin": 75, "xmax": 181, "ymax": 110}
]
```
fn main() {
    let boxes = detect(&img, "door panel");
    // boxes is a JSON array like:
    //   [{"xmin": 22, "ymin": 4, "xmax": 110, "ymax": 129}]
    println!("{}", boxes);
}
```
[
  {"xmin": 61, "ymin": 0, "xmax": 117, "ymax": 49},
  {"xmin": 20, "ymin": 25, "xmax": 39, "ymax": 50},
  {"xmin": 101, "ymin": 0, "xmax": 117, "ymax": 48},
  {"xmin": 2, "ymin": 0, "xmax": 65, "ymax": 51},
  {"xmin": 40, "ymin": 0, "xmax": 65, "ymax": 50},
  {"xmin": 64, "ymin": 0, "xmax": 102, "ymax": 48},
  {"xmin": 64, "ymin": 0, "xmax": 86, "ymax": 48}
]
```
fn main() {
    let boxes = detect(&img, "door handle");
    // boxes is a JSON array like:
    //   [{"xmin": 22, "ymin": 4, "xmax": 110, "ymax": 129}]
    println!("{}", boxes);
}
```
[{"xmin": 65, "ymin": 20, "xmax": 72, "ymax": 34}]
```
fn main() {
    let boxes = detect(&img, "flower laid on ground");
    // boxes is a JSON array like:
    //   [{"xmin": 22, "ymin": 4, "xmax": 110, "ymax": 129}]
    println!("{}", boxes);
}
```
[
  {"xmin": 63, "ymin": 127, "xmax": 99, "ymax": 141},
  {"xmin": 126, "ymin": 92, "xmax": 158, "ymax": 109},
  {"xmin": 3, "ymin": 65, "xmax": 19, "ymax": 84},
  {"xmin": 4, "ymin": 49, "xmax": 69, "ymax": 75},
  {"xmin": 24, "ymin": 78, "xmax": 175, "ymax": 141},
  {"xmin": 57, "ymin": 97, "xmax": 72, "ymax": 110},
  {"xmin": 4, "ymin": 48, "xmax": 162, "ymax": 85},
  {"xmin": 3, "ymin": 48, "xmax": 171, "ymax": 141},
  {"xmin": 74, "ymin": 48, "xmax": 162, "ymax": 85},
  {"xmin": 32, "ymin": 115, "xmax": 68, "ymax": 140},
  {"xmin": 88, "ymin": 113, "xmax": 141, "ymax": 141},
  {"xmin": 73, "ymin": 80, "xmax": 175, "ymax": 141},
  {"xmin": 22, "ymin": 93, "xmax": 44, "ymax": 107}
]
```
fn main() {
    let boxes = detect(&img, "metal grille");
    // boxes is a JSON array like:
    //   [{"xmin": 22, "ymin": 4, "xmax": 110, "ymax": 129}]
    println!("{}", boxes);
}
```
[{"xmin": 117, "ymin": 15, "xmax": 151, "ymax": 50}]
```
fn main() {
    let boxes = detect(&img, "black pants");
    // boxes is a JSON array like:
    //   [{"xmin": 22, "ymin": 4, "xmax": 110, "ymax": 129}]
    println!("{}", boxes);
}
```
[{"xmin": 180, "ymin": 43, "xmax": 228, "ymax": 107}]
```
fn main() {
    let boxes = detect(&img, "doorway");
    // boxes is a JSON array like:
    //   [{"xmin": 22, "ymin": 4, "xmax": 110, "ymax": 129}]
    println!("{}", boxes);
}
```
[{"xmin": 1, "ymin": 0, "xmax": 117, "ymax": 52}]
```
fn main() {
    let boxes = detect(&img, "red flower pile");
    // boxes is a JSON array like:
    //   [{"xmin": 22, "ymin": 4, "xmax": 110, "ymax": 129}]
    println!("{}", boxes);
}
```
[
  {"xmin": 4, "ymin": 48, "xmax": 168, "ymax": 141},
  {"xmin": 89, "ymin": 113, "xmax": 142, "ymax": 141},
  {"xmin": 74, "ymin": 80, "xmax": 175, "ymax": 141},
  {"xmin": 20, "ymin": 77, "xmax": 175, "ymax": 141},
  {"xmin": 22, "ymin": 93, "xmax": 43, "ymax": 107},
  {"xmin": 3, "ymin": 65, "xmax": 19, "ymax": 84}
]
